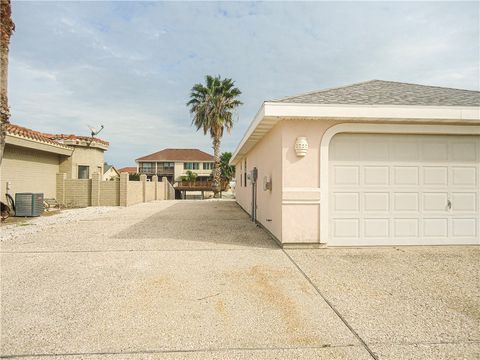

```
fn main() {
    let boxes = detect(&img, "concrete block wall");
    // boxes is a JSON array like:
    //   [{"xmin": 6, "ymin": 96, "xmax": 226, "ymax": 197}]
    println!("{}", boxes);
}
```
[
  {"xmin": 64, "ymin": 179, "xmax": 92, "ymax": 207},
  {"xmin": 100, "ymin": 180, "xmax": 120, "ymax": 206},
  {"xmin": 57, "ymin": 172, "xmax": 170, "ymax": 208}
]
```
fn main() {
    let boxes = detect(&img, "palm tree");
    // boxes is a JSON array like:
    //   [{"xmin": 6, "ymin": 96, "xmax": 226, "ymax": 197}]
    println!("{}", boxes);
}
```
[
  {"xmin": 187, "ymin": 75, "xmax": 242, "ymax": 197},
  {"xmin": 0, "ymin": 0, "xmax": 15, "ymax": 167},
  {"xmin": 220, "ymin": 151, "xmax": 235, "ymax": 182}
]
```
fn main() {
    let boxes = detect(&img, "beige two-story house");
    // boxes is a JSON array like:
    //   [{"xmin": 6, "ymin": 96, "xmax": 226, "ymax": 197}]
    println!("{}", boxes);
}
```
[{"xmin": 135, "ymin": 148, "xmax": 214, "ymax": 183}]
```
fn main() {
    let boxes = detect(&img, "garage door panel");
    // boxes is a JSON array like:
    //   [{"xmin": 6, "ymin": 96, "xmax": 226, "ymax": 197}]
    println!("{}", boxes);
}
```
[
  {"xmin": 329, "ymin": 133, "xmax": 480, "ymax": 246},
  {"xmin": 364, "ymin": 166, "xmax": 389, "ymax": 185},
  {"xmin": 393, "ymin": 218, "xmax": 419, "ymax": 237},
  {"xmin": 452, "ymin": 142, "xmax": 477, "ymax": 162},
  {"xmin": 333, "ymin": 166, "xmax": 359, "ymax": 185},
  {"xmin": 451, "ymin": 167, "xmax": 476, "ymax": 186},
  {"xmin": 423, "ymin": 219, "xmax": 448, "ymax": 237},
  {"xmin": 333, "ymin": 193, "xmax": 359, "ymax": 211},
  {"xmin": 452, "ymin": 218, "xmax": 476, "ymax": 237},
  {"xmin": 393, "ymin": 167, "xmax": 419, "ymax": 185},
  {"xmin": 393, "ymin": 192, "xmax": 419, "ymax": 211},
  {"xmin": 331, "ymin": 140, "xmax": 361, "ymax": 161},
  {"xmin": 362, "ymin": 141, "xmax": 389, "ymax": 161},
  {"xmin": 422, "ymin": 142, "xmax": 449, "ymax": 161},
  {"xmin": 393, "ymin": 141, "xmax": 419, "ymax": 161},
  {"xmin": 423, "ymin": 193, "xmax": 448, "ymax": 211},
  {"xmin": 332, "ymin": 219, "xmax": 359, "ymax": 238},
  {"xmin": 364, "ymin": 193, "xmax": 389, "ymax": 211},
  {"xmin": 364, "ymin": 219, "xmax": 389, "ymax": 237},
  {"xmin": 451, "ymin": 193, "xmax": 476, "ymax": 212},
  {"xmin": 423, "ymin": 166, "xmax": 448, "ymax": 185}
]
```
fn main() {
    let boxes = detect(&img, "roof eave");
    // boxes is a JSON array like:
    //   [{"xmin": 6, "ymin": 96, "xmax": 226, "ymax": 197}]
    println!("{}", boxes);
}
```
[
  {"xmin": 230, "ymin": 102, "xmax": 480, "ymax": 164},
  {"xmin": 6, "ymin": 134, "xmax": 74, "ymax": 156}
]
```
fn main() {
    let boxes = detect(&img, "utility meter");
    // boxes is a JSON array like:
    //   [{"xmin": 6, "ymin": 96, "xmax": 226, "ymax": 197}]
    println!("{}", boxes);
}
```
[{"xmin": 251, "ymin": 167, "xmax": 258, "ymax": 184}]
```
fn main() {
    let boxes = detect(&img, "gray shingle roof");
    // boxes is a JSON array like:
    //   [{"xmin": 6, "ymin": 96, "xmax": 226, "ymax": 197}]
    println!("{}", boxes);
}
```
[{"xmin": 271, "ymin": 80, "xmax": 480, "ymax": 107}]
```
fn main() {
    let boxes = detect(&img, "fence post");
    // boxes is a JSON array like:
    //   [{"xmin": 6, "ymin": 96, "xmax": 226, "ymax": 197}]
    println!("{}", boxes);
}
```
[
  {"xmin": 140, "ymin": 174, "xmax": 147, "ymax": 202},
  {"xmin": 120, "ymin": 172, "xmax": 128, "ymax": 206},
  {"xmin": 56, "ymin": 173, "xmax": 66, "ymax": 206},
  {"xmin": 91, "ymin": 172, "xmax": 101, "ymax": 206},
  {"xmin": 162, "ymin": 176, "xmax": 168, "ymax": 200},
  {"xmin": 152, "ymin": 175, "xmax": 158, "ymax": 200}
]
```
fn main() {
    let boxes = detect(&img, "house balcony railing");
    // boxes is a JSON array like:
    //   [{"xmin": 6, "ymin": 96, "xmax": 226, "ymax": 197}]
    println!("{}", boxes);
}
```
[{"xmin": 138, "ymin": 168, "xmax": 174, "ymax": 176}]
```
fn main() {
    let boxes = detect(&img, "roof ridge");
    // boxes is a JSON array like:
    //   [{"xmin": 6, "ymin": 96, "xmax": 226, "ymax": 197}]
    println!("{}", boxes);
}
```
[{"xmin": 136, "ymin": 148, "xmax": 214, "ymax": 162}]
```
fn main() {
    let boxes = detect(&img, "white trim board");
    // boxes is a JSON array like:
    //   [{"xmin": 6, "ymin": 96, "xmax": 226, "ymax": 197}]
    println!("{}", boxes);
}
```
[{"xmin": 230, "ymin": 102, "xmax": 480, "ymax": 164}]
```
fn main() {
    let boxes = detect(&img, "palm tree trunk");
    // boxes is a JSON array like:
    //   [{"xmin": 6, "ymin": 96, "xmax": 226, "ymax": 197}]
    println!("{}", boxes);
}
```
[
  {"xmin": 0, "ymin": 0, "xmax": 14, "ymax": 168},
  {"xmin": 212, "ymin": 135, "xmax": 221, "ymax": 197}
]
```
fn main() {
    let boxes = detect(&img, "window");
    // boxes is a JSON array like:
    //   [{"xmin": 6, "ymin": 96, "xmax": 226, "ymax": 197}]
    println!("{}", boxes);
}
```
[
  {"xmin": 203, "ymin": 162, "xmax": 214, "ymax": 170},
  {"xmin": 184, "ymin": 162, "xmax": 199, "ymax": 170},
  {"xmin": 159, "ymin": 162, "xmax": 174, "ymax": 168},
  {"xmin": 157, "ymin": 162, "xmax": 174, "ymax": 172},
  {"xmin": 78, "ymin": 165, "xmax": 89, "ymax": 179}
]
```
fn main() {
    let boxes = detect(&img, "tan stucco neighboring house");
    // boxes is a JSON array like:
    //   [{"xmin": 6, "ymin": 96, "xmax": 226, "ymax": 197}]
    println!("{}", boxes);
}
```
[
  {"xmin": 231, "ymin": 80, "xmax": 480, "ymax": 247},
  {"xmin": 0, "ymin": 123, "xmax": 109, "ymax": 203},
  {"xmin": 136, "ymin": 148, "xmax": 214, "ymax": 183},
  {"xmin": 45, "ymin": 133, "xmax": 109, "ymax": 180}
]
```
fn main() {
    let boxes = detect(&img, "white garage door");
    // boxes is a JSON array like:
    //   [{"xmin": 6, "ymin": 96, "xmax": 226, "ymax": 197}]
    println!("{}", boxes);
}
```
[{"xmin": 329, "ymin": 133, "xmax": 480, "ymax": 246}]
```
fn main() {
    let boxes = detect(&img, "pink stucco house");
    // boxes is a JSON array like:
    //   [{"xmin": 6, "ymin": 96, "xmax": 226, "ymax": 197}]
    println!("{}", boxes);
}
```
[{"xmin": 231, "ymin": 80, "xmax": 480, "ymax": 247}]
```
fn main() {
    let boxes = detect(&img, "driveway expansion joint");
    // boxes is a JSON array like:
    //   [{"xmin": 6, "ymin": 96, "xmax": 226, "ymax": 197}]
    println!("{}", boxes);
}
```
[
  {"xmin": 282, "ymin": 249, "xmax": 379, "ymax": 360},
  {"xmin": 0, "ymin": 344, "xmax": 365, "ymax": 359}
]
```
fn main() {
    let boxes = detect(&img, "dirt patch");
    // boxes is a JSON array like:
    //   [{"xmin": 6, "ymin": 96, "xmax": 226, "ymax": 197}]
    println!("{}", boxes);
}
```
[
  {"xmin": 214, "ymin": 298, "xmax": 231, "ymax": 324},
  {"xmin": 227, "ymin": 265, "xmax": 318, "ymax": 346}
]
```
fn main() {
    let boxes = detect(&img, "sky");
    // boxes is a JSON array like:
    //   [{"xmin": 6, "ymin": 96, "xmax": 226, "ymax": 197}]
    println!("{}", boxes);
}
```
[{"xmin": 8, "ymin": 1, "xmax": 480, "ymax": 167}]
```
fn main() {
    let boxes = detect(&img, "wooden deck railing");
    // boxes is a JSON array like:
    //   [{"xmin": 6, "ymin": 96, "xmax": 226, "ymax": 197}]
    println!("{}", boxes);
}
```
[{"xmin": 174, "ymin": 180, "xmax": 229, "ymax": 191}]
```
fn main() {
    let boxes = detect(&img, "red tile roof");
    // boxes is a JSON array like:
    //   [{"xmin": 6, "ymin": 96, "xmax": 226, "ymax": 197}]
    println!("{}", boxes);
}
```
[
  {"xmin": 136, "ymin": 148, "xmax": 214, "ymax": 162},
  {"xmin": 44, "ymin": 133, "xmax": 109, "ymax": 146},
  {"xmin": 118, "ymin": 166, "xmax": 137, "ymax": 174},
  {"xmin": 5, "ymin": 124, "xmax": 71, "ymax": 148},
  {"xmin": 6, "ymin": 123, "xmax": 109, "ymax": 148}
]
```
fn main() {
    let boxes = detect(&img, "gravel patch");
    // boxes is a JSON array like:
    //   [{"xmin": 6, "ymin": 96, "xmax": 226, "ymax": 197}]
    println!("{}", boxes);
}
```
[{"xmin": 0, "ymin": 207, "xmax": 120, "ymax": 242}]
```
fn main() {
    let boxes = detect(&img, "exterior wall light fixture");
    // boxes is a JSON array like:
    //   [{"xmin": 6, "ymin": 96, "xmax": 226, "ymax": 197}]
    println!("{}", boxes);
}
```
[{"xmin": 295, "ymin": 137, "xmax": 308, "ymax": 157}]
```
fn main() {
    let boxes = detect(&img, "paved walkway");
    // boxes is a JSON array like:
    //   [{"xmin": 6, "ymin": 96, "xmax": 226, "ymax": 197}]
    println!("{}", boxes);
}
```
[{"xmin": 1, "ymin": 201, "xmax": 479, "ymax": 359}]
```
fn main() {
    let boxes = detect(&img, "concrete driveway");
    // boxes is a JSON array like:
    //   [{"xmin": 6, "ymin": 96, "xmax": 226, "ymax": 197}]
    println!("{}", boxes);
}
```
[{"xmin": 1, "ymin": 201, "xmax": 479, "ymax": 359}]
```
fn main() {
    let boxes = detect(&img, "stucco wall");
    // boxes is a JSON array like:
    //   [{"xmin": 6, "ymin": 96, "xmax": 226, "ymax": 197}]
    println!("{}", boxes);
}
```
[
  {"xmin": 127, "ymin": 181, "xmax": 143, "ymax": 206},
  {"xmin": 156, "ymin": 181, "xmax": 165, "ymax": 200},
  {"xmin": 60, "ymin": 146, "xmax": 105, "ymax": 179},
  {"xmin": 234, "ymin": 122, "xmax": 283, "ymax": 241},
  {"xmin": 1, "ymin": 144, "xmax": 62, "ymax": 202},
  {"xmin": 281, "ymin": 119, "xmax": 339, "ymax": 244},
  {"xmin": 145, "ymin": 182, "xmax": 155, "ymax": 202}
]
